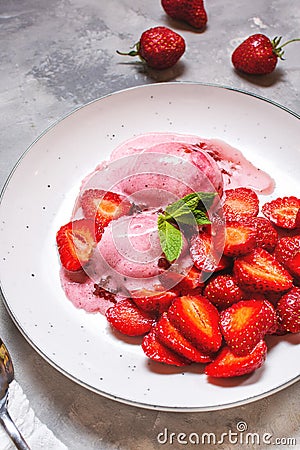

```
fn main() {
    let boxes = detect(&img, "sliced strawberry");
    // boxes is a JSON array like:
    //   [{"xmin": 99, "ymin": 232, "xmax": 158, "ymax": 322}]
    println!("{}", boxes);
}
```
[
  {"xmin": 287, "ymin": 253, "xmax": 300, "ymax": 283},
  {"xmin": 176, "ymin": 266, "xmax": 205, "ymax": 291},
  {"xmin": 56, "ymin": 219, "xmax": 96, "ymax": 271},
  {"xmin": 154, "ymin": 313, "xmax": 212, "ymax": 363},
  {"xmin": 203, "ymin": 211, "xmax": 225, "ymax": 236},
  {"xmin": 190, "ymin": 232, "xmax": 230, "ymax": 273},
  {"xmin": 81, "ymin": 189, "xmax": 132, "ymax": 239},
  {"xmin": 276, "ymin": 287, "xmax": 300, "ymax": 333},
  {"xmin": 130, "ymin": 288, "xmax": 176, "ymax": 314},
  {"xmin": 167, "ymin": 295, "xmax": 222, "ymax": 353},
  {"xmin": 159, "ymin": 266, "xmax": 204, "ymax": 295},
  {"xmin": 223, "ymin": 221, "xmax": 257, "ymax": 257},
  {"xmin": 203, "ymin": 274, "xmax": 244, "ymax": 309},
  {"xmin": 142, "ymin": 329, "xmax": 189, "ymax": 366},
  {"xmin": 241, "ymin": 216, "xmax": 278, "ymax": 252},
  {"xmin": 222, "ymin": 187, "xmax": 259, "ymax": 221},
  {"xmin": 233, "ymin": 247, "xmax": 293, "ymax": 293},
  {"xmin": 219, "ymin": 299, "xmax": 277, "ymax": 355},
  {"xmin": 274, "ymin": 235, "xmax": 300, "ymax": 279},
  {"xmin": 105, "ymin": 299, "xmax": 155, "ymax": 336},
  {"xmin": 81, "ymin": 189, "xmax": 106, "ymax": 218},
  {"xmin": 205, "ymin": 340, "xmax": 267, "ymax": 378},
  {"xmin": 262, "ymin": 196, "xmax": 300, "ymax": 229}
]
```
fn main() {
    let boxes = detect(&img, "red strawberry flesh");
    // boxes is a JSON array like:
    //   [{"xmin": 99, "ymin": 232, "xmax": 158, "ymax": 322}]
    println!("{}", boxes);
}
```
[
  {"xmin": 167, "ymin": 295, "xmax": 222, "ymax": 353},
  {"xmin": 190, "ymin": 232, "xmax": 230, "ymax": 273},
  {"xmin": 105, "ymin": 299, "xmax": 155, "ymax": 336},
  {"xmin": 205, "ymin": 340, "xmax": 267, "ymax": 378},
  {"xmin": 142, "ymin": 329, "xmax": 189, "ymax": 366},
  {"xmin": 262, "ymin": 196, "xmax": 300, "ymax": 229},
  {"xmin": 203, "ymin": 274, "xmax": 244, "ymax": 309},
  {"xmin": 223, "ymin": 221, "xmax": 257, "ymax": 257},
  {"xmin": 220, "ymin": 299, "xmax": 277, "ymax": 355},
  {"xmin": 155, "ymin": 313, "xmax": 212, "ymax": 363},
  {"xmin": 234, "ymin": 247, "xmax": 293, "ymax": 293},
  {"xmin": 222, "ymin": 187, "xmax": 259, "ymax": 221},
  {"xmin": 274, "ymin": 235, "xmax": 300, "ymax": 279},
  {"xmin": 81, "ymin": 189, "xmax": 131, "ymax": 232},
  {"xmin": 130, "ymin": 289, "xmax": 176, "ymax": 314},
  {"xmin": 241, "ymin": 216, "xmax": 278, "ymax": 252},
  {"xmin": 56, "ymin": 219, "xmax": 96, "ymax": 271},
  {"xmin": 276, "ymin": 287, "xmax": 300, "ymax": 333}
]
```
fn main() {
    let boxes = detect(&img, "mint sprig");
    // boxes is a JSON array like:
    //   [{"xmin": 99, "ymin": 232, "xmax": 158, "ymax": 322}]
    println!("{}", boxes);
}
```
[
  {"xmin": 158, "ymin": 215, "xmax": 183, "ymax": 263},
  {"xmin": 158, "ymin": 192, "xmax": 216, "ymax": 262}
]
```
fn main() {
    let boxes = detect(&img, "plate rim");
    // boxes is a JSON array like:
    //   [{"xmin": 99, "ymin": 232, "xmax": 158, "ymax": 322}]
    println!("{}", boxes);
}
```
[{"xmin": 1, "ymin": 81, "xmax": 299, "ymax": 412}]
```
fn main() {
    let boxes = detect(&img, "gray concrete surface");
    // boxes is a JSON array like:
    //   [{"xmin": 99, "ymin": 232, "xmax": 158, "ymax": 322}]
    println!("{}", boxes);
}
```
[{"xmin": 0, "ymin": 1, "xmax": 299, "ymax": 449}]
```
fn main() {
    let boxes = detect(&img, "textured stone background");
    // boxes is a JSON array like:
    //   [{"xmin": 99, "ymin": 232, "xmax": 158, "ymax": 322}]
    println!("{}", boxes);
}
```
[{"xmin": 0, "ymin": 1, "xmax": 299, "ymax": 449}]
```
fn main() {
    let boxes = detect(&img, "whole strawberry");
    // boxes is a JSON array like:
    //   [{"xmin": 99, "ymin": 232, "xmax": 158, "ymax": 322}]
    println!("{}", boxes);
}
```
[
  {"xmin": 117, "ymin": 26, "xmax": 185, "ymax": 70},
  {"xmin": 232, "ymin": 34, "xmax": 300, "ymax": 75},
  {"xmin": 161, "ymin": 0, "xmax": 207, "ymax": 30}
]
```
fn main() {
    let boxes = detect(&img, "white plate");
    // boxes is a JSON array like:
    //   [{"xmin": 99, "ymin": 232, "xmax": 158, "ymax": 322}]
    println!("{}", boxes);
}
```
[{"xmin": 1, "ymin": 83, "xmax": 300, "ymax": 412}]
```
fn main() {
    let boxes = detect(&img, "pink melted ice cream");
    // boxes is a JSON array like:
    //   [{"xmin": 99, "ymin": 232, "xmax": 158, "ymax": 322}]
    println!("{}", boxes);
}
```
[
  {"xmin": 85, "ymin": 210, "xmax": 190, "ymax": 294},
  {"xmin": 109, "ymin": 132, "xmax": 274, "ymax": 194},
  {"xmin": 61, "ymin": 132, "xmax": 275, "ymax": 314}
]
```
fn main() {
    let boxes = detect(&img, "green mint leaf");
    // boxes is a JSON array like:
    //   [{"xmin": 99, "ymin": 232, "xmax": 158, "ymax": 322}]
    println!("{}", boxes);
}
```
[
  {"xmin": 165, "ymin": 194, "xmax": 198, "ymax": 218},
  {"xmin": 157, "ymin": 192, "xmax": 216, "ymax": 262},
  {"xmin": 192, "ymin": 209, "xmax": 212, "ymax": 225},
  {"xmin": 158, "ymin": 214, "xmax": 183, "ymax": 262},
  {"xmin": 165, "ymin": 192, "xmax": 215, "ymax": 226},
  {"xmin": 165, "ymin": 192, "xmax": 216, "ymax": 219}
]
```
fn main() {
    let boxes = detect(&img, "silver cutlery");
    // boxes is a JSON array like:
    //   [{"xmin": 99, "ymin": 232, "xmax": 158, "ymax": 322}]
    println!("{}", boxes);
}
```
[{"xmin": 0, "ymin": 338, "xmax": 30, "ymax": 449}]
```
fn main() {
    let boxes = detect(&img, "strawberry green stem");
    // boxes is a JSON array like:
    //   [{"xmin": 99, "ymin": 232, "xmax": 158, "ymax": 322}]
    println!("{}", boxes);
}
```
[
  {"xmin": 116, "ymin": 42, "xmax": 140, "ymax": 58},
  {"xmin": 272, "ymin": 36, "xmax": 300, "ymax": 59},
  {"xmin": 279, "ymin": 38, "xmax": 300, "ymax": 48}
]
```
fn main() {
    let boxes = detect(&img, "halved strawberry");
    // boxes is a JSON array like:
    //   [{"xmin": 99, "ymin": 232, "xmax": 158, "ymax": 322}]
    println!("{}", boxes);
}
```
[
  {"xmin": 276, "ymin": 287, "xmax": 300, "ymax": 333},
  {"xmin": 222, "ymin": 187, "xmax": 259, "ymax": 221},
  {"xmin": 81, "ymin": 189, "xmax": 132, "ymax": 239},
  {"xmin": 287, "ymin": 253, "xmax": 300, "ymax": 283},
  {"xmin": 219, "ymin": 299, "xmax": 277, "ymax": 355},
  {"xmin": 56, "ymin": 219, "xmax": 96, "ymax": 271},
  {"xmin": 205, "ymin": 340, "xmax": 267, "ymax": 378},
  {"xmin": 105, "ymin": 299, "xmax": 155, "ymax": 336},
  {"xmin": 176, "ymin": 266, "xmax": 205, "ymax": 291},
  {"xmin": 223, "ymin": 221, "xmax": 257, "ymax": 257},
  {"xmin": 203, "ymin": 274, "xmax": 244, "ymax": 309},
  {"xmin": 142, "ymin": 329, "xmax": 189, "ymax": 366},
  {"xmin": 241, "ymin": 216, "xmax": 278, "ymax": 252},
  {"xmin": 159, "ymin": 266, "xmax": 204, "ymax": 295},
  {"xmin": 130, "ymin": 288, "xmax": 177, "ymax": 315},
  {"xmin": 154, "ymin": 313, "xmax": 212, "ymax": 363},
  {"xmin": 274, "ymin": 235, "xmax": 300, "ymax": 280},
  {"xmin": 262, "ymin": 196, "xmax": 300, "ymax": 229},
  {"xmin": 233, "ymin": 247, "xmax": 293, "ymax": 293},
  {"xmin": 167, "ymin": 295, "xmax": 222, "ymax": 353},
  {"xmin": 190, "ymin": 232, "xmax": 230, "ymax": 273},
  {"xmin": 81, "ymin": 189, "xmax": 106, "ymax": 218}
]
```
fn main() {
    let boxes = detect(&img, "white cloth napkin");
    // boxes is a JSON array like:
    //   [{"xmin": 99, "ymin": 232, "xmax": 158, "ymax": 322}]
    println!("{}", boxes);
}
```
[{"xmin": 0, "ymin": 380, "xmax": 68, "ymax": 449}]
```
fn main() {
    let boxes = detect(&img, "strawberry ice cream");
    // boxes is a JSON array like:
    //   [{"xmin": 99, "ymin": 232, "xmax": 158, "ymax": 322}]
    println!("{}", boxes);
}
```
[
  {"xmin": 84, "ymin": 209, "xmax": 190, "ymax": 294},
  {"xmin": 59, "ymin": 132, "xmax": 274, "ymax": 314}
]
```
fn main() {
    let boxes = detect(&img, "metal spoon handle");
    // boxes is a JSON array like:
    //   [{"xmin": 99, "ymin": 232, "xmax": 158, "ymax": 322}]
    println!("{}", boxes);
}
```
[{"xmin": 0, "ymin": 410, "xmax": 30, "ymax": 450}]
